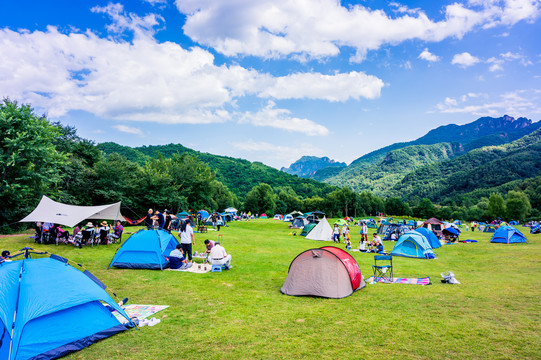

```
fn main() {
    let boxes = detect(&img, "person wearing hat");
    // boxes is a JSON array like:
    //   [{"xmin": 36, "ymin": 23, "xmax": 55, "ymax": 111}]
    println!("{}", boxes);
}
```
[
  {"xmin": 97, "ymin": 221, "xmax": 110, "ymax": 245},
  {"xmin": 84, "ymin": 222, "xmax": 96, "ymax": 242}
]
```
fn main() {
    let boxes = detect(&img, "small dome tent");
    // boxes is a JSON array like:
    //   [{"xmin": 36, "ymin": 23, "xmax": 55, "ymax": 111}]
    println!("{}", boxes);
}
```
[
  {"xmin": 281, "ymin": 246, "xmax": 366, "ymax": 298},
  {"xmin": 290, "ymin": 216, "xmax": 308, "ymax": 229},
  {"xmin": 414, "ymin": 227, "xmax": 442, "ymax": 249},
  {"xmin": 109, "ymin": 229, "xmax": 179, "ymax": 270},
  {"xmin": 300, "ymin": 223, "xmax": 316, "ymax": 236},
  {"xmin": 390, "ymin": 231, "xmax": 436, "ymax": 259},
  {"xmin": 305, "ymin": 217, "xmax": 333, "ymax": 241},
  {"xmin": 490, "ymin": 226, "xmax": 528, "ymax": 244},
  {"xmin": 0, "ymin": 248, "xmax": 133, "ymax": 360}
]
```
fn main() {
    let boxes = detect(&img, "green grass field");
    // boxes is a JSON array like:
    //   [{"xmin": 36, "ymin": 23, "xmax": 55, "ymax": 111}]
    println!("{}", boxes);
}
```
[{"xmin": 2, "ymin": 220, "xmax": 540, "ymax": 360}]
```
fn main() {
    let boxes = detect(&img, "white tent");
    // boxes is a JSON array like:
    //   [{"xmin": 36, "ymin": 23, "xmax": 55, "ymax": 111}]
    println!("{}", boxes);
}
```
[
  {"xmin": 20, "ymin": 195, "xmax": 124, "ymax": 227},
  {"xmin": 305, "ymin": 217, "xmax": 333, "ymax": 241}
]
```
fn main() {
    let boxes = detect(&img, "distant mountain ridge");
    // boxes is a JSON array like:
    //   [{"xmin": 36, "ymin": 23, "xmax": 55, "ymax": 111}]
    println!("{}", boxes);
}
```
[
  {"xmin": 281, "ymin": 156, "xmax": 346, "ymax": 177},
  {"xmin": 283, "ymin": 115, "xmax": 541, "ymax": 197}
]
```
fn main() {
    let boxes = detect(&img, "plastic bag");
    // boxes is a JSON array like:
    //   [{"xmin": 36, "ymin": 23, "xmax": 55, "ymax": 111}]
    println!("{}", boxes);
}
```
[{"xmin": 441, "ymin": 271, "xmax": 460, "ymax": 284}]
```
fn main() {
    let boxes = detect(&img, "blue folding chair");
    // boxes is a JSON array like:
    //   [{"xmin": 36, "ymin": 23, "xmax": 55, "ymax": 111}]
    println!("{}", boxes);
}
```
[{"xmin": 373, "ymin": 255, "xmax": 393, "ymax": 282}]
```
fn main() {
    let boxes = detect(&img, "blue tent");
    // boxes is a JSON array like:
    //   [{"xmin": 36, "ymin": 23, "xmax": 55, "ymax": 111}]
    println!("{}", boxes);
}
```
[
  {"xmin": 490, "ymin": 226, "xmax": 528, "ymax": 244},
  {"xmin": 109, "ymin": 229, "xmax": 179, "ymax": 270},
  {"xmin": 509, "ymin": 220, "xmax": 519, "ymax": 225},
  {"xmin": 1, "ymin": 249, "xmax": 133, "ymax": 360},
  {"xmin": 197, "ymin": 209, "xmax": 209, "ymax": 220},
  {"xmin": 413, "ymin": 227, "xmax": 442, "ymax": 249},
  {"xmin": 390, "ymin": 231, "xmax": 436, "ymax": 259},
  {"xmin": 454, "ymin": 220, "xmax": 462, "ymax": 225}
]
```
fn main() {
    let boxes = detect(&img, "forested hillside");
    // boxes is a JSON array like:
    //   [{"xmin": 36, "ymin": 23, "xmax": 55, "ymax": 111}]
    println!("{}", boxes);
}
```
[
  {"xmin": 312, "ymin": 115, "xmax": 541, "ymax": 195},
  {"xmin": 281, "ymin": 156, "xmax": 346, "ymax": 177},
  {"xmin": 394, "ymin": 128, "xmax": 541, "ymax": 204},
  {"xmin": 98, "ymin": 143, "xmax": 337, "ymax": 199}
]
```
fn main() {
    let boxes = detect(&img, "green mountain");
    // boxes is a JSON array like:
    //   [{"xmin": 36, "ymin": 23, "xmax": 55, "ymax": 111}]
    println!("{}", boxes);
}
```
[
  {"xmin": 281, "ymin": 156, "xmax": 346, "ymax": 177},
  {"xmin": 393, "ymin": 128, "xmax": 541, "ymax": 203},
  {"xmin": 312, "ymin": 115, "xmax": 541, "ymax": 194},
  {"xmin": 97, "ymin": 143, "xmax": 337, "ymax": 199}
]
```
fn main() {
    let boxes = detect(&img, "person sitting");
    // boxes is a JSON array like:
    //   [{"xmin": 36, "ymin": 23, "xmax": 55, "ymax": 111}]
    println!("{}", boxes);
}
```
[
  {"xmin": 390, "ymin": 231, "xmax": 398, "ymax": 241},
  {"xmin": 359, "ymin": 239, "xmax": 367, "ymax": 252},
  {"xmin": 375, "ymin": 241, "xmax": 384, "ymax": 254},
  {"xmin": 203, "ymin": 239, "xmax": 215, "ymax": 259},
  {"xmin": 167, "ymin": 244, "xmax": 187, "ymax": 270},
  {"xmin": 98, "ymin": 221, "xmax": 110, "ymax": 245},
  {"xmin": 55, "ymin": 225, "xmax": 70, "ymax": 244},
  {"xmin": 1, "ymin": 250, "xmax": 11, "ymax": 263},
  {"xmin": 209, "ymin": 241, "xmax": 232, "ymax": 269},
  {"xmin": 81, "ymin": 222, "xmax": 95, "ymax": 245},
  {"xmin": 108, "ymin": 220, "xmax": 124, "ymax": 243}
]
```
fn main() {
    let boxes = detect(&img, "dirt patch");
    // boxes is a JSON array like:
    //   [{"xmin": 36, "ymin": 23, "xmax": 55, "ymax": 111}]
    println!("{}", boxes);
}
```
[{"xmin": 0, "ymin": 233, "xmax": 32, "ymax": 238}]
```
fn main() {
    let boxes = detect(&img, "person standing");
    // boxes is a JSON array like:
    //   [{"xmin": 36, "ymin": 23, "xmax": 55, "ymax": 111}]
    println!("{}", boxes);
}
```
[
  {"xmin": 145, "ymin": 209, "xmax": 154, "ymax": 229},
  {"xmin": 154, "ymin": 210, "xmax": 165, "ymax": 230},
  {"xmin": 361, "ymin": 222, "xmax": 368, "ymax": 243},
  {"xmin": 178, "ymin": 220, "xmax": 195, "ymax": 263},
  {"xmin": 332, "ymin": 224, "xmax": 340, "ymax": 243}
]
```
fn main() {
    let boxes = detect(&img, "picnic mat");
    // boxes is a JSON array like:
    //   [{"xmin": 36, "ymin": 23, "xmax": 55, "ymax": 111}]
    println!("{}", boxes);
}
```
[
  {"xmin": 460, "ymin": 239, "xmax": 478, "ymax": 243},
  {"xmin": 366, "ymin": 276, "xmax": 431, "ymax": 285},
  {"xmin": 112, "ymin": 304, "xmax": 169, "ymax": 324},
  {"xmin": 166, "ymin": 264, "xmax": 212, "ymax": 273}
]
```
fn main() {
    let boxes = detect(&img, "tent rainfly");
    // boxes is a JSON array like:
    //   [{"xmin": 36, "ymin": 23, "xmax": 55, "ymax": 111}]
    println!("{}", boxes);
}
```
[{"xmin": 19, "ymin": 195, "xmax": 123, "ymax": 228}]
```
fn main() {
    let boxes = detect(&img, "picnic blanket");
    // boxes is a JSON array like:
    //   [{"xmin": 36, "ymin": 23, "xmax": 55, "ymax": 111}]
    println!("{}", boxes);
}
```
[
  {"xmin": 366, "ymin": 276, "xmax": 431, "ymax": 285},
  {"xmin": 166, "ymin": 264, "xmax": 212, "ymax": 273},
  {"xmin": 112, "ymin": 304, "xmax": 169, "ymax": 324},
  {"xmin": 459, "ymin": 239, "xmax": 478, "ymax": 243}
]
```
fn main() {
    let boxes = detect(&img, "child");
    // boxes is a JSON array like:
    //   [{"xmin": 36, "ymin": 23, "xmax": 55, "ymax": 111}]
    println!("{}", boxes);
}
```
[
  {"xmin": 167, "ymin": 244, "xmax": 187, "ymax": 269},
  {"xmin": 345, "ymin": 237, "xmax": 351, "ymax": 251}
]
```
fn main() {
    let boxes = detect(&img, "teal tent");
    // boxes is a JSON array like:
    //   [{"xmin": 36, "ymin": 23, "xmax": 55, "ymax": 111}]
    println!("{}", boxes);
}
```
[
  {"xmin": 300, "ymin": 223, "xmax": 316, "ymax": 236},
  {"xmin": 390, "ymin": 231, "xmax": 436, "ymax": 259},
  {"xmin": 109, "ymin": 229, "xmax": 179, "ymax": 270}
]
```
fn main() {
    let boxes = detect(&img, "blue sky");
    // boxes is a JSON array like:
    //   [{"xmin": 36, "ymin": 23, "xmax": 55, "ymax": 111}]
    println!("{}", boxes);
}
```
[{"xmin": 1, "ymin": 0, "xmax": 540, "ymax": 168}]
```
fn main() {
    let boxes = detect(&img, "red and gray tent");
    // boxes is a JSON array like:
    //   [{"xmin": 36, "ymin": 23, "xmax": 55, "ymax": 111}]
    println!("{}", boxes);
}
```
[{"xmin": 281, "ymin": 246, "xmax": 365, "ymax": 298}]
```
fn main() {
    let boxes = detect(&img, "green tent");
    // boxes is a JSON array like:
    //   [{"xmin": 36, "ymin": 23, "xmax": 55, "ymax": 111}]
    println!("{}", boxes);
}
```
[
  {"xmin": 334, "ymin": 219, "xmax": 347, "ymax": 226},
  {"xmin": 300, "ymin": 223, "xmax": 317, "ymax": 236}
]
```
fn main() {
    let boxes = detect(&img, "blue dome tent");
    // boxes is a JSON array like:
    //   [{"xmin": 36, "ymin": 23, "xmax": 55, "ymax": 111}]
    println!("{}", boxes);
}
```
[
  {"xmin": 109, "ymin": 229, "xmax": 179, "ymax": 270},
  {"xmin": 1, "ymin": 248, "xmax": 133, "ymax": 360},
  {"xmin": 413, "ymin": 227, "xmax": 442, "ymax": 249},
  {"xmin": 390, "ymin": 231, "xmax": 436, "ymax": 259},
  {"xmin": 490, "ymin": 226, "xmax": 528, "ymax": 244}
]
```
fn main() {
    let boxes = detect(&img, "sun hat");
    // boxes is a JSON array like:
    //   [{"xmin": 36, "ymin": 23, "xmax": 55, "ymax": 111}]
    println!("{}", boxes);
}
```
[
  {"xmin": 100, "ymin": 221, "xmax": 108, "ymax": 226},
  {"xmin": 86, "ymin": 222, "xmax": 94, "ymax": 227}
]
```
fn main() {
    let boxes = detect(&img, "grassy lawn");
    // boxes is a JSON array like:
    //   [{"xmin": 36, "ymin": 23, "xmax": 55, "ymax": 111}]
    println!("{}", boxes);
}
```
[{"xmin": 2, "ymin": 220, "xmax": 540, "ymax": 359}]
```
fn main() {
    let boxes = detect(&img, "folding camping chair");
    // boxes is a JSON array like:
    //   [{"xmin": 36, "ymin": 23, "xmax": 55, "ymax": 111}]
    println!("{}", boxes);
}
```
[
  {"xmin": 373, "ymin": 255, "xmax": 393, "ymax": 283},
  {"xmin": 80, "ymin": 230, "xmax": 94, "ymax": 247},
  {"xmin": 98, "ymin": 229, "xmax": 109, "ymax": 245}
]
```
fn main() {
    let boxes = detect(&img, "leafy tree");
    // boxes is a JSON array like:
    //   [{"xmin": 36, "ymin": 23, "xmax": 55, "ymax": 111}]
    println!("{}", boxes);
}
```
[
  {"xmin": 505, "ymin": 190, "xmax": 531, "ymax": 222},
  {"xmin": 0, "ymin": 99, "xmax": 66, "ymax": 229},
  {"xmin": 244, "ymin": 183, "xmax": 276, "ymax": 214},
  {"xmin": 415, "ymin": 198, "xmax": 436, "ymax": 219},
  {"xmin": 486, "ymin": 193, "xmax": 506, "ymax": 220},
  {"xmin": 385, "ymin": 197, "xmax": 411, "ymax": 216}
]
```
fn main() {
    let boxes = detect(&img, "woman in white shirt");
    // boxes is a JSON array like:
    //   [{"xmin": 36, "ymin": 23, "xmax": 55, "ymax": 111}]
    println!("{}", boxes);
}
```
[{"xmin": 178, "ymin": 219, "xmax": 195, "ymax": 263}]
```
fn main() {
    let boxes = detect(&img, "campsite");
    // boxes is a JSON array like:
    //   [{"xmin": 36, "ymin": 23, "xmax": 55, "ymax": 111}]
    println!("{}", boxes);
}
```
[{"xmin": 1, "ymin": 218, "xmax": 540, "ymax": 359}]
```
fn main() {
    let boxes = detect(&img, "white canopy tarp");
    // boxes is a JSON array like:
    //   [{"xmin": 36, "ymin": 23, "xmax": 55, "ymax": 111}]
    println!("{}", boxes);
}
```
[
  {"xmin": 20, "ymin": 195, "xmax": 124, "ymax": 227},
  {"xmin": 305, "ymin": 217, "xmax": 333, "ymax": 241}
]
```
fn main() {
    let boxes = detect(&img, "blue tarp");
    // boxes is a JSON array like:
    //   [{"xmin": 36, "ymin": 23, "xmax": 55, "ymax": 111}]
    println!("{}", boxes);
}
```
[
  {"xmin": 0, "ymin": 256, "xmax": 131, "ymax": 360},
  {"xmin": 413, "ymin": 227, "xmax": 442, "ymax": 249},
  {"xmin": 109, "ymin": 229, "xmax": 179, "ymax": 270},
  {"xmin": 390, "ymin": 231, "xmax": 436, "ymax": 259},
  {"xmin": 490, "ymin": 226, "xmax": 528, "ymax": 244}
]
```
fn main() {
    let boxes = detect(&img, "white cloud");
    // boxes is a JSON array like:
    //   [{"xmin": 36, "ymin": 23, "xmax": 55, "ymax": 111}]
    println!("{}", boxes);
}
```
[
  {"xmin": 0, "ymin": 6, "xmax": 383, "ymax": 128},
  {"xmin": 435, "ymin": 89, "xmax": 541, "ymax": 116},
  {"xmin": 489, "ymin": 63, "xmax": 504, "ymax": 72},
  {"xmin": 113, "ymin": 124, "xmax": 145, "ymax": 136},
  {"xmin": 418, "ymin": 48, "xmax": 440, "ymax": 62},
  {"xmin": 452, "ymin": 52, "xmax": 481, "ymax": 67},
  {"xmin": 259, "ymin": 72, "xmax": 384, "ymax": 101},
  {"xmin": 176, "ymin": 0, "xmax": 541, "ymax": 60},
  {"xmin": 238, "ymin": 101, "xmax": 330, "ymax": 136}
]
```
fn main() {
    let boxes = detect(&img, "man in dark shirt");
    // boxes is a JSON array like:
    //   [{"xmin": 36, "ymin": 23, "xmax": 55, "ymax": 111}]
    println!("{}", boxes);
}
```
[
  {"xmin": 145, "ymin": 208, "xmax": 154, "ymax": 229},
  {"xmin": 154, "ymin": 210, "xmax": 165, "ymax": 230}
]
